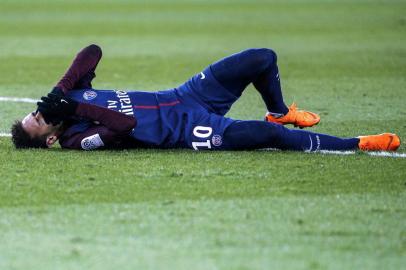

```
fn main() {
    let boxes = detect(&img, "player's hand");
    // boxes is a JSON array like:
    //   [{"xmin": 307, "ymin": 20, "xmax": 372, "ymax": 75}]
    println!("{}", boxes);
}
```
[
  {"xmin": 36, "ymin": 87, "xmax": 65, "ymax": 125},
  {"xmin": 49, "ymin": 87, "xmax": 65, "ymax": 97},
  {"xmin": 37, "ymin": 88, "xmax": 78, "ymax": 125}
]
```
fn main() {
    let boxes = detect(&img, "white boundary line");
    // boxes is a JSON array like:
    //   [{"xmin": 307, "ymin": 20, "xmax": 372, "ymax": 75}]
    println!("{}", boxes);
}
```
[
  {"xmin": 263, "ymin": 149, "xmax": 406, "ymax": 158},
  {"xmin": 319, "ymin": 150, "xmax": 406, "ymax": 158},
  {"xmin": 367, "ymin": 151, "xmax": 406, "ymax": 158},
  {"xmin": 0, "ymin": 96, "xmax": 38, "ymax": 103},
  {"xmin": 0, "ymin": 96, "xmax": 37, "ymax": 137},
  {"xmin": 319, "ymin": 150, "xmax": 355, "ymax": 155}
]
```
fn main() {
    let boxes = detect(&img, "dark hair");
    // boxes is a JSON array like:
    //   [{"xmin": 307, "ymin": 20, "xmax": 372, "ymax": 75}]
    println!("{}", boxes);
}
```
[{"xmin": 11, "ymin": 120, "xmax": 48, "ymax": 149}]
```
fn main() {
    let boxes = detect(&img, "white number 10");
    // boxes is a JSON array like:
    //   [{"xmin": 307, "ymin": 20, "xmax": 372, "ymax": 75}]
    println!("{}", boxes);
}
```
[{"xmin": 192, "ymin": 126, "xmax": 212, "ymax": 150}]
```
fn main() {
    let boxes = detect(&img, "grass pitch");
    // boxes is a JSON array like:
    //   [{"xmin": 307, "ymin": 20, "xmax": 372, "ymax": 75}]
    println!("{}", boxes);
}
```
[{"xmin": 0, "ymin": 1, "xmax": 405, "ymax": 269}]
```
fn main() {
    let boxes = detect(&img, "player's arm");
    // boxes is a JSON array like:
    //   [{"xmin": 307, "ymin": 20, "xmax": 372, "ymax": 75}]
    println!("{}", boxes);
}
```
[
  {"xmin": 55, "ymin": 44, "xmax": 103, "ymax": 93},
  {"xmin": 75, "ymin": 102, "xmax": 137, "ymax": 132},
  {"xmin": 39, "ymin": 44, "xmax": 102, "ymax": 125},
  {"xmin": 59, "ymin": 103, "xmax": 137, "ymax": 150},
  {"xmin": 37, "ymin": 94, "xmax": 137, "ymax": 149},
  {"xmin": 60, "ymin": 125, "xmax": 127, "ymax": 150}
]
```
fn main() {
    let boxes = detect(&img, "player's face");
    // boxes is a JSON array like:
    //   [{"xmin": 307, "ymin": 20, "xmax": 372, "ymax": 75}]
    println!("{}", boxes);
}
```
[{"xmin": 22, "ymin": 111, "xmax": 61, "ymax": 139}]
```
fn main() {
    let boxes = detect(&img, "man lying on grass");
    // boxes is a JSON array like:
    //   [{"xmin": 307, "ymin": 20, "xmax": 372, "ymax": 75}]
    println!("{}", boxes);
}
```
[{"xmin": 11, "ymin": 44, "xmax": 400, "ymax": 151}]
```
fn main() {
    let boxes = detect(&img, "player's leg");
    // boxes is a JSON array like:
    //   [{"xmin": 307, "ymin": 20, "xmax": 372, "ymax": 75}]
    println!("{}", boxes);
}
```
[
  {"xmin": 210, "ymin": 48, "xmax": 320, "ymax": 127},
  {"xmin": 220, "ymin": 121, "xmax": 400, "ymax": 151},
  {"xmin": 211, "ymin": 48, "xmax": 288, "ymax": 114}
]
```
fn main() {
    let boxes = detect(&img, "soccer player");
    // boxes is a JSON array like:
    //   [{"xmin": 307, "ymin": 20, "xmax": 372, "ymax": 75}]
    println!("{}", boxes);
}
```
[{"xmin": 11, "ymin": 44, "xmax": 400, "ymax": 151}]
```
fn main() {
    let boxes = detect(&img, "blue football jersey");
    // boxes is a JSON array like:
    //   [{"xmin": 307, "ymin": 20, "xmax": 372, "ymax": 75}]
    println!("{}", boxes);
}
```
[{"xmin": 66, "ymin": 87, "xmax": 234, "ymax": 150}]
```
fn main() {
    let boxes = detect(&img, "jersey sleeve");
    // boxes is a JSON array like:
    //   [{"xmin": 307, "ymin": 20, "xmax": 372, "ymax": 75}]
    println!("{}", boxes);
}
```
[
  {"xmin": 75, "ymin": 103, "xmax": 137, "ymax": 132},
  {"xmin": 60, "ymin": 125, "xmax": 125, "ymax": 150},
  {"xmin": 56, "ymin": 44, "xmax": 103, "ymax": 93},
  {"xmin": 59, "ymin": 103, "xmax": 137, "ymax": 150}
]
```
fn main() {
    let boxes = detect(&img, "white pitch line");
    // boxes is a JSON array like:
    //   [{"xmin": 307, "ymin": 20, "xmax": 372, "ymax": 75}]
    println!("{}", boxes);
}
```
[
  {"xmin": 367, "ymin": 151, "xmax": 406, "ymax": 158},
  {"xmin": 0, "ymin": 96, "xmax": 37, "ymax": 137},
  {"xmin": 318, "ymin": 150, "xmax": 406, "ymax": 158},
  {"xmin": 0, "ymin": 96, "xmax": 38, "ymax": 103},
  {"xmin": 319, "ymin": 150, "xmax": 355, "ymax": 155},
  {"xmin": 264, "ymin": 148, "xmax": 406, "ymax": 158}
]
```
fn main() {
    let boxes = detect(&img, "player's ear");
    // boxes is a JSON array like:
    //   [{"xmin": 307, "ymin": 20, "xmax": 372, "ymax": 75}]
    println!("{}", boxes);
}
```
[{"xmin": 46, "ymin": 134, "xmax": 58, "ymax": 147}]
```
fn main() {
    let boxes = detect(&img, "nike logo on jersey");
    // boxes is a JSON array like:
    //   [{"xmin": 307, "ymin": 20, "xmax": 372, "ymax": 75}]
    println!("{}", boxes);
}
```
[
  {"xmin": 200, "ymin": 72, "xmax": 206, "ymax": 80},
  {"xmin": 61, "ymin": 99, "xmax": 68, "ymax": 104}
]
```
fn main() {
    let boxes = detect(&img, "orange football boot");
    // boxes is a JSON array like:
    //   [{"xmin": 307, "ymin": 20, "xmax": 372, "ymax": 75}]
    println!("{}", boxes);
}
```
[
  {"xmin": 265, "ymin": 103, "xmax": 320, "ymax": 128},
  {"xmin": 358, "ymin": 133, "xmax": 401, "ymax": 151}
]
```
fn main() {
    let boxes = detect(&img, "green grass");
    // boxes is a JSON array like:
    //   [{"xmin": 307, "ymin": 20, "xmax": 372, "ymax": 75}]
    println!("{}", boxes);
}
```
[{"xmin": 0, "ymin": 0, "xmax": 405, "ymax": 269}]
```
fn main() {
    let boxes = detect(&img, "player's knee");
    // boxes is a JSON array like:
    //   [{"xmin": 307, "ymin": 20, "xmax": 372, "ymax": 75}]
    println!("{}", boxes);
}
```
[
  {"xmin": 244, "ymin": 48, "xmax": 277, "ymax": 70},
  {"xmin": 259, "ymin": 48, "xmax": 277, "ymax": 64}
]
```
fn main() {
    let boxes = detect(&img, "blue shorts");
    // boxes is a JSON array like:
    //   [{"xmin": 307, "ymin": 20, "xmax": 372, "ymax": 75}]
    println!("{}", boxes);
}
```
[
  {"xmin": 175, "ymin": 66, "xmax": 238, "ymax": 150},
  {"xmin": 177, "ymin": 66, "xmax": 239, "ymax": 115}
]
